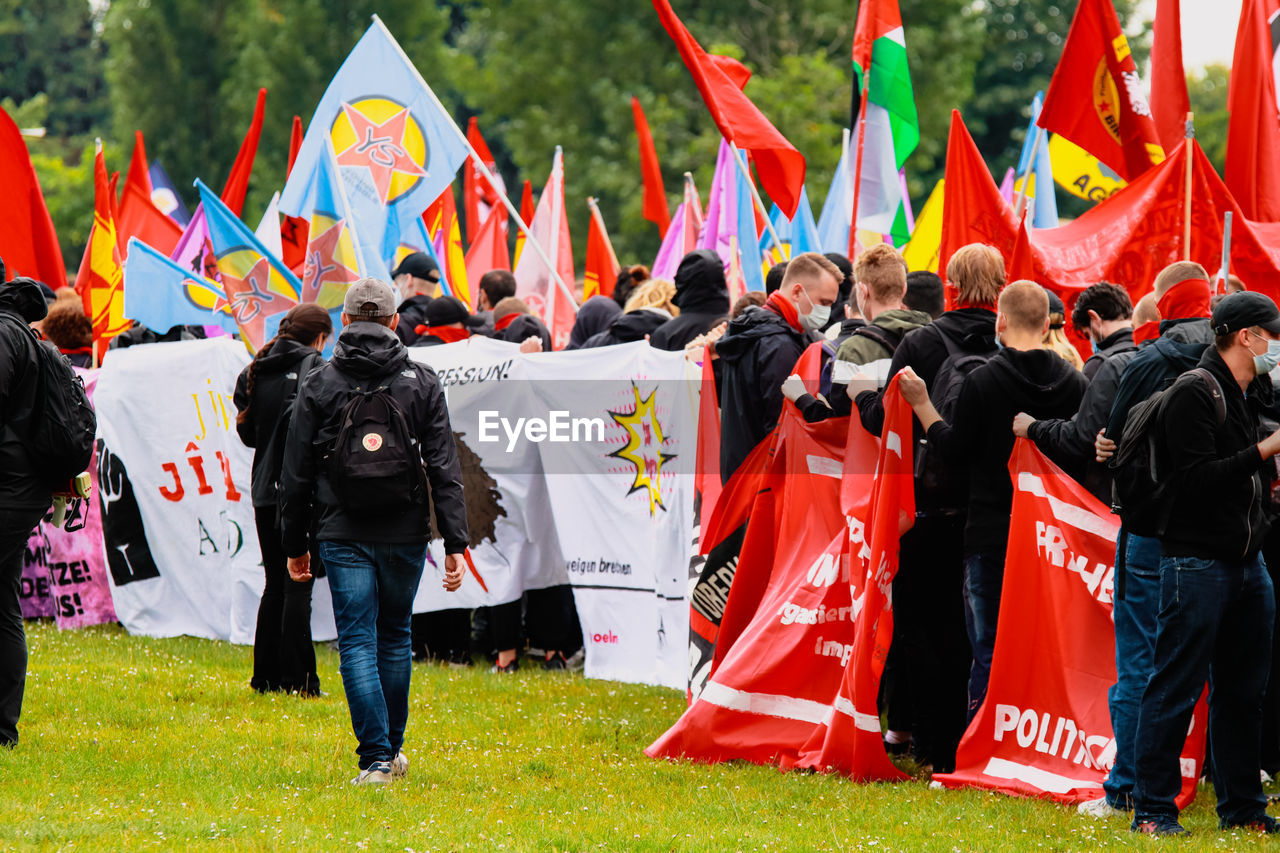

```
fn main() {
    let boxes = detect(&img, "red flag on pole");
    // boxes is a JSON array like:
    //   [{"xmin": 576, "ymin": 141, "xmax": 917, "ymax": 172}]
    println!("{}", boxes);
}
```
[
  {"xmin": 286, "ymin": 115, "xmax": 304, "ymax": 179},
  {"xmin": 220, "ymin": 87, "xmax": 266, "ymax": 217},
  {"xmin": 651, "ymin": 0, "xmax": 806, "ymax": 217},
  {"xmin": 281, "ymin": 114, "xmax": 308, "ymax": 273},
  {"xmin": 1039, "ymin": 0, "xmax": 1164, "ymax": 181},
  {"xmin": 513, "ymin": 179, "xmax": 534, "ymax": 266},
  {"xmin": 75, "ymin": 142, "xmax": 128, "ymax": 345},
  {"xmin": 1149, "ymin": 0, "xmax": 1191, "ymax": 155},
  {"xmin": 116, "ymin": 129, "xmax": 181, "ymax": 258},
  {"xmin": 584, "ymin": 200, "xmax": 621, "ymax": 299},
  {"xmin": 464, "ymin": 116, "xmax": 504, "ymax": 243},
  {"xmin": 1225, "ymin": 0, "xmax": 1280, "ymax": 221},
  {"xmin": 0, "ymin": 103, "xmax": 66, "ymax": 288},
  {"xmin": 464, "ymin": 203, "xmax": 510, "ymax": 306},
  {"xmin": 125, "ymin": 130, "xmax": 152, "ymax": 197},
  {"xmin": 631, "ymin": 96, "xmax": 671, "ymax": 236}
]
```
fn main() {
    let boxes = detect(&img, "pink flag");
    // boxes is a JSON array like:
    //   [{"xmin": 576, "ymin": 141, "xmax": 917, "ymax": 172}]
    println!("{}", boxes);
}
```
[
  {"xmin": 697, "ymin": 140, "xmax": 738, "ymax": 271},
  {"xmin": 513, "ymin": 147, "xmax": 577, "ymax": 348},
  {"xmin": 651, "ymin": 201, "xmax": 688, "ymax": 281}
]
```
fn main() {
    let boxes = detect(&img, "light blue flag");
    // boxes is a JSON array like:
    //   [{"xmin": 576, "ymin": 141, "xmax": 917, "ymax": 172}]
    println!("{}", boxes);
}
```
[
  {"xmin": 761, "ymin": 185, "xmax": 821, "ymax": 258},
  {"xmin": 122, "ymin": 238, "xmax": 239, "ymax": 335},
  {"xmin": 817, "ymin": 139, "xmax": 852, "ymax": 254},
  {"xmin": 1017, "ymin": 92, "xmax": 1059, "ymax": 229},
  {"xmin": 734, "ymin": 166, "xmax": 765, "ymax": 292},
  {"xmin": 279, "ymin": 18, "xmax": 469, "ymax": 278}
]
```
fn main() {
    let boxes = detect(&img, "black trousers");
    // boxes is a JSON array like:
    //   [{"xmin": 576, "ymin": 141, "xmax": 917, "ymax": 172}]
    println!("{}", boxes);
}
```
[
  {"xmin": 889, "ymin": 513, "xmax": 972, "ymax": 772},
  {"xmin": 412, "ymin": 608, "xmax": 471, "ymax": 660},
  {"xmin": 526, "ymin": 585, "xmax": 583, "ymax": 655},
  {"xmin": 251, "ymin": 508, "xmax": 318, "ymax": 694},
  {"xmin": 0, "ymin": 505, "xmax": 47, "ymax": 746}
]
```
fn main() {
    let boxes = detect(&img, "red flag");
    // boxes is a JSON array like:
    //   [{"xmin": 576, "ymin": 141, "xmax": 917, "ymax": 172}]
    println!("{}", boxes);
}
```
[
  {"xmin": 286, "ymin": 115, "xmax": 304, "ymax": 178},
  {"xmin": 694, "ymin": 346, "xmax": 722, "ymax": 535},
  {"xmin": 1149, "ymin": 0, "xmax": 1191, "ymax": 155},
  {"xmin": 631, "ymin": 96, "xmax": 671, "ymax": 236},
  {"xmin": 1226, "ymin": 0, "xmax": 1280, "ymax": 221},
  {"xmin": 938, "ymin": 111, "xmax": 1017, "ymax": 300},
  {"xmin": 220, "ymin": 88, "xmax": 266, "ymax": 217},
  {"xmin": 935, "ymin": 439, "xmax": 1205, "ymax": 807},
  {"xmin": 125, "ymin": 130, "xmax": 152, "ymax": 197},
  {"xmin": 75, "ymin": 143, "xmax": 128, "ymax": 344},
  {"xmin": 0, "ymin": 103, "xmax": 66, "ymax": 289},
  {"xmin": 464, "ymin": 116, "xmax": 503, "ymax": 242},
  {"xmin": 513, "ymin": 179, "xmax": 535, "ymax": 266},
  {"xmin": 1040, "ymin": 0, "xmax": 1164, "ymax": 181},
  {"xmin": 464, "ymin": 203, "xmax": 510, "ymax": 305},
  {"xmin": 651, "ymin": 0, "xmax": 806, "ymax": 217},
  {"xmin": 115, "ymin": 179, "xmax": 182, "ymax": 259},
  {"xmin": 280, "ymin": 115, "xmax": 309, "ymax": 273},
  {"xmin": 583, "ymin": 203, "xmax": 621, "ymax": 299}
]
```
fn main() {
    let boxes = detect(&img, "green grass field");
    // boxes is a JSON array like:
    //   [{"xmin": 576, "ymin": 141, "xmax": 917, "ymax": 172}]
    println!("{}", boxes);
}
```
[{"xmin": 0, "ymin": 621, "xmax": 1275, "ymax": 851}]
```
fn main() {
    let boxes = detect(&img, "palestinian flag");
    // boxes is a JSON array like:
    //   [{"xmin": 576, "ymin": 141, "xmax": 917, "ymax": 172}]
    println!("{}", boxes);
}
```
[{"xmin": 850, "ymin": 0, "xmax": 919, "ymax": 247}]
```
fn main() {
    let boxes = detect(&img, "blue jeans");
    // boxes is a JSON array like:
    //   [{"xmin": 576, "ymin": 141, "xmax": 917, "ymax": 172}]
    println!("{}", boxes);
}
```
[
  {"xmin": 1103, "ymin": 531, "xmax": 1161, "ymax": 810},
  {"xmin": 1133, "ymin": 552, "xmax": 1275, "ymax": 825},
  {"xmin": 963, "ymin": 551, "xmax": 1004, "ymax": 720},
  {"xmin": 319, "ymin": 540, "xmax": 428, "ymax": 770}
]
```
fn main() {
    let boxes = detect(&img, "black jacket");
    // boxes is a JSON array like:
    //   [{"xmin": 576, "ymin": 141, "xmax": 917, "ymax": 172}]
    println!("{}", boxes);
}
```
[
  {"xmin": 855, "ymin": 307, "xmax": 997, "ymax": 436},
  {"xmin": 279, "ymin": 321, "xmax": 468, "ymax": 557},
  {"xmin": 828, "ymin": 317, "xmax": 866, "ymax": 349},
  {"xmin": 234, "ymin": 339, "xmax": 325, "ymax": 508},
  {"xmin": 395, "ymin": 294, "xmax": 433, "ymax": 346},
  {"xmin": 0, "ymin": 279, "xmax": 53, "ymax": 509},
  {"xmin": 1028, "ymin": 342, "xmax": 1138, "ymax": 503},
  {"xmin": 1159, "ymin": 346, "xmax": 1273, "ymax": 561},
  {"xmin": 1082, "ymin": 327, "xmax": 1136, "ymax": 381},
  {"xmin": 108, "ymin": 322, "xmax": 207, "ymax": 348},
  {"xmin": 566, "ymin": 296, "xmax": 622, "ymax": 350},
  {"xmin": 714, "ymin": 304, "xmax": 810, "ymax": 483},
  {"xmin": 928, "ymin": 347, "xmax": 1088, "ymax": 557},
  {"xmin": 650, "ymin": 249, "xmax": 730, "ymax": 351},
  {"xmin": 495, "ymin": 314, "xmax": 552, "ymax": 352},
  {"xmin": 580, "ymin": 309, "xmax": 671, "ymax": 349},
  {"xmin": 1106, "ymin": 318, "xmax": 1214, "ymax": 440}
]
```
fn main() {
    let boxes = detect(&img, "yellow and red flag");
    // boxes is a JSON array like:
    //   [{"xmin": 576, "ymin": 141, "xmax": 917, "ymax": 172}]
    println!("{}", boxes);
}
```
[
  {"xmin": 75, "ymin": 141, "xmax": 129, "ymax": 346},
  {"xmin": 423, "ymin": 187, "xmax": 470, "ymax": 306},
  {"xmin": 583, "ymin": 198, "xmax": 621, "ymax": 300}
]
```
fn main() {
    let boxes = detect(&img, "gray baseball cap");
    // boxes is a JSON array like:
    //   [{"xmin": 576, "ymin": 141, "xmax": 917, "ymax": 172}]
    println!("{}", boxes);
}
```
[{"xmin": 342, "ymin": 277, "xmax": 398, "ymax": 318}]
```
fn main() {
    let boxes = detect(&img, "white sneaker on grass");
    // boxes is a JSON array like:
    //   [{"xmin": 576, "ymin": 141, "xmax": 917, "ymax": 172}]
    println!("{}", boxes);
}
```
[
  {"xmin": 1078, "ymin": 796, "xmax": 1127, "ymax": 818},
  {"xmin": 352, "ymin": 761, "xmax": 393, "ymax": 786},
  {"xmin": 390, "ymin": 752, "xmax": 409, "ymax": 779}
]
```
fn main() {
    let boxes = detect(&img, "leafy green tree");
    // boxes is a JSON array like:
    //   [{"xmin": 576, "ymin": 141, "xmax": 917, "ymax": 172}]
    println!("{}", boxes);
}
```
[{"xmin": 1187, "ymin": 64, "xmax": 1229, "ymax": 176}]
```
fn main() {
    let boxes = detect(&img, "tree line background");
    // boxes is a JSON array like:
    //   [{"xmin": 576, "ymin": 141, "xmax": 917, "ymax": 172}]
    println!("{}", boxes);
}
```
[{"xmin": 3, "ymin": 0, "xmax": 1231, "ymax": 275}]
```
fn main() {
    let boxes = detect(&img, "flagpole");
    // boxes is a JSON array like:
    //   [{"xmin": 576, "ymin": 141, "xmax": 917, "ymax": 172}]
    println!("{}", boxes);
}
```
[
  {"xmin": 846, "ymin": 68, "xmax": 871, "ymax": 260},
  {"xmin": 1182, "ymin": 111, "xmax": 1194, "ymax": 261},
  {"xmin": 1219, "ymin": 211, "xmax": 1233, "ymax": 294},
  {"xmin": 370, "ymin": 14, "xmax": 576, "ymax": 313},
  {"xmin": 1012, "ymin": 125, "xmax": 1046, "ymax": 220},
  {"xmin": 727, "ymin": 142, "xmax": 785, "ymax": 259},
  {"xmin": 588, "ymin": 197, "xmax": 621, "ymax": 270}
]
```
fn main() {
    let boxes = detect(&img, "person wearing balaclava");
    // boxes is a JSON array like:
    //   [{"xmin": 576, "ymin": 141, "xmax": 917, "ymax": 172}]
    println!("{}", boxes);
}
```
[
  {"xmin": 713, "ymin": 252, "xmax": 840, "ymax": 484},
  {"xmin": 650, "ymin": 249, "xmax": 731, "ymax": 352},
  {"xmin": 566, "ymin": 296, "xmax": 622, "ymax": 350}
]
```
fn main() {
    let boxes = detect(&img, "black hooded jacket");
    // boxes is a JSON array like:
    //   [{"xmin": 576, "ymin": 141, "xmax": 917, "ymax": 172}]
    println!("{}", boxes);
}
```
[
  {"xmin": 715, "ymin": 303, "xmax": 810, "ymax": 483},
  {"xmin": 495, "ymin": 314, "xmax": 552, "ymax": 352},
  {"xmin": 927, "ymin": 346, "xmax": 1088, "ymax": 557},
  {"xmin": 0, "ymin": 279, "xmax": 53, "ymax": 509},
  {"xmin": 580, "ymin": 309, "xmax": 672, "ymax": 349},
  {"xmin": 233, "ymin": 338, "xmax": 325, "ymax": 508},
  {"xmin": 279, "ymin": 321, "xmax": 468, "ymax": 556},
  {"xmin": 567, "ymin": 296, "xmax": 622, "ymax": 350},
  {"xmin": 395, "ymin": 294, "xmax": 433, "ymax": 346},
  {"xmin": 650, "ymin": 249, "xmax": 731, "ymax": 351}
]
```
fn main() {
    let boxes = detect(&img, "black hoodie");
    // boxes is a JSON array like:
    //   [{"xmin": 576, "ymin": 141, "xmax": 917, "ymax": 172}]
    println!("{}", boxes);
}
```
[
  {"xmin": 650, "ymin": 249, "xmax": 731, "ymax": 351},
  {"xmin": 714, "ymin": 303, "xmax": 810, "ymax": 483},
  {"xmin": 233, "ymin": 338, "xmax": 325, "ymax": 508},
  {"xmin": 927, "ymin": 346, "xmax": 1088, "ymax": 557},
  {"xmin": 279, "ymin": 321, "xmax": 468, "ymax": 556},
  {"xmin": 567, "ymin": 296, "xmax": 622, "ymax": 350},
  {"xmin": 494, "ymin": 313, "xmax": 553, "ymax": 352},
  {"xmin": 395, "ymin": 294, "xmax": 433, "ymax": 346},
  {"xmin": 580, "ymin": 309, "xmax": 672, "ymax": 349},
  {"xmin": 0, "ymin": 278, "xmax": 53, "ymax": 508}
]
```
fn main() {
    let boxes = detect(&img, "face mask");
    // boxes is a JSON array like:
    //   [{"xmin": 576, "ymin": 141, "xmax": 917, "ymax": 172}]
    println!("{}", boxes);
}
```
[
  {"xmin": 1254, "ymin": 338, "xmax": 1280, "ymax": 375},
  {"xmin": 798, "ymin": 288, "xmax": 830, "ymax": 332}
]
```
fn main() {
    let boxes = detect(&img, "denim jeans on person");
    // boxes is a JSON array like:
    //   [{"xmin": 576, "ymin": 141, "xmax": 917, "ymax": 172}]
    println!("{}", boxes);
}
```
[
  {"xmin": 0, "ymin": 505, "xmax": 48, "ymax": 746},
  {"xmin": 1133, "ymin": 552, "xmax": 1275, "ymax": 825},
  {"xmin": 1102, "ymin": 530, "xmax": 1161, "ymax": 810},
  {"xmin": 319, "ymin": 539, "xmax": 428, "ymax": 771},
  {"xmin": 963, "ymin": 550, "xmax": 1004, "ymax": 720}
]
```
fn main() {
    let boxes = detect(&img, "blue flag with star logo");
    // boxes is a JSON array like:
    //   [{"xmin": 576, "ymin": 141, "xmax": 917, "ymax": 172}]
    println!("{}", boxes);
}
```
[
  {"xmin": 122, "ymin": 238, "xmax": 240, "ymax": 336},
  {"xmin": 279, "ymin": 18, "xmax": 469, "ymax": 279}
]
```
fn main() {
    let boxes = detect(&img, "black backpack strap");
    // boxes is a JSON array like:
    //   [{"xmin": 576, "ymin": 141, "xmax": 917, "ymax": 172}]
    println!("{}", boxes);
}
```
[{"xmin": 1186, "ymin": 367, "xmax": 1227, "ymax": 426}]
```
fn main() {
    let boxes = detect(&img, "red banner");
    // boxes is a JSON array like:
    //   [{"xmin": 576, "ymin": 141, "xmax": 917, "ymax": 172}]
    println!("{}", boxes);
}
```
[{"xmin": 934, "ymin": 439, "xmax": 1204, "ymax": 806}]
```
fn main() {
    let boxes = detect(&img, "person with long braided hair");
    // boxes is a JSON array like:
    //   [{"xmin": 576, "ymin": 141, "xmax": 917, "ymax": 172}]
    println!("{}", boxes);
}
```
[{"xmin": 234, "ymin": 304, "xmax": 333, "ymax": 695}]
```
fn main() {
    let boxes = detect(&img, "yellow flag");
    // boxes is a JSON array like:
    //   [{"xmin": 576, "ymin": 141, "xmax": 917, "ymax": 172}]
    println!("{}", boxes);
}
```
[
  {"xmin": 902, "ymin": 179, "xmax": 944, "ymax": 273},
  {"xmin": 1048, "ymin": 134, "xmax": 1126, "ymax": 203}
]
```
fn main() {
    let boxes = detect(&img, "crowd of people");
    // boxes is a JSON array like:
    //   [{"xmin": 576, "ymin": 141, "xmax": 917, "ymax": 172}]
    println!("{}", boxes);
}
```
[{"xmin": 5, "ymin": 240, "xmax": 1280, "ymax": 819}]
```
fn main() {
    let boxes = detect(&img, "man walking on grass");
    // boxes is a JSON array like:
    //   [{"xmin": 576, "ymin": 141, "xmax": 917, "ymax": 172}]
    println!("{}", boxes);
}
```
[{"xmin": 281, "ymin": 277, "xmax": 469, "ymax": 785}]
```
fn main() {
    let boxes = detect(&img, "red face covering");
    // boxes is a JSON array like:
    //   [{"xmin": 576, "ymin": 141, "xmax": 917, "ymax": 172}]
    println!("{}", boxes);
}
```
[
  {"xmin": 1133, "ymin": 321, "xmax": 1161, "ymax": 343},
  {"xmin": 1155, "ymin": 278, "xmax": 1212, "ymax": 322},
  {"xmin": 414, "ymin": 325, "xmax": 470, "ymax": 343},
  {"xmin": 493, "ymin": 313, "xmax": 519, "ymax": 332},
  {"xmin": 765, "ymin": 290, "xmax": 803, "ymax": 333}
]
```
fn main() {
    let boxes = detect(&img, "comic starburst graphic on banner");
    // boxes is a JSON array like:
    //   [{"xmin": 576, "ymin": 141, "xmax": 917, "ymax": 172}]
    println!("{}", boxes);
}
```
[{"xmin": 608, "ymin": 383, "xmax": 676, "ymax": 516}]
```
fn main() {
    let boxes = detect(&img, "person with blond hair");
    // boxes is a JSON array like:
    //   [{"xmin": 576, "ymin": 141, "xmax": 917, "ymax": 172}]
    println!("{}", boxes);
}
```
[{"xmin": 578, "ymin": 279, "xmax": 680, "ymax": 349}]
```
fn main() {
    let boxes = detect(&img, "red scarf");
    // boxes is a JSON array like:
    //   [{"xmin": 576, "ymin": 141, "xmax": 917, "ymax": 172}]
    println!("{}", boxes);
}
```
[
  {"xmin": 414, "ymin": 325, "xmax": 470, "ymax": 343},
  {"xmin": 764, "ymin": 291, "xmax": 803, "ymax": 333},
  {"xmin": 1155, "ymin": 278, "xmax": 1211, "ymax": 322},
  {"xmin": 1133, "ymin": 321, "xmax": 1161, "ymax": 344},
  {"xmin": 493, "ymin": 312, "xmax": 519, "ymax": 332}
]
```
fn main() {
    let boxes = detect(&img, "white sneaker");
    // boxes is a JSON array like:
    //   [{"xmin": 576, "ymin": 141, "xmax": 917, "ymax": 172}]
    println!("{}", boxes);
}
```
[
  {"xmin": 352, "ymin": 761, "xmax": 393, "ymax": 786},
  {"xmin": 390, "ymin": 752, "xmax": 409, "ymax": 779},
  {"xmin": 1077, "ymin": 796, "xmax": 1126, "ymax": 818}
]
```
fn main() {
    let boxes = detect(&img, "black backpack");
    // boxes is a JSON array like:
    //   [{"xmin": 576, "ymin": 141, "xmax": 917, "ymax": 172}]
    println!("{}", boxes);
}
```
[
  {"xmin": 913, "ymin": 324, "xmax": 997, "ymax": 509},
  {"xmin": 327, "ymin": 371, "xmax": 426, "ymax": 516},
  {"xmin": 1108, "ymin": 367, "xmax": 1226, "ymax": 537},
  {"xmin": 1, "ymin": 314, "xmax": 96, "ymax": 483}
]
